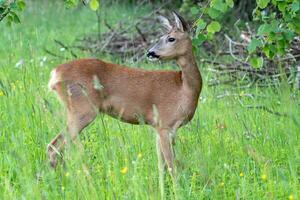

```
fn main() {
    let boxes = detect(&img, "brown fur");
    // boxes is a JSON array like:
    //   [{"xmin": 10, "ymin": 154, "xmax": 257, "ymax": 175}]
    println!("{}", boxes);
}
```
[
  {"xmin": 47, "ymin": 13, "xmax": 202, "ymax": 196},
  {"xmin": 51, "ymin": 58, "xmax": 200, "ymax": 127}
]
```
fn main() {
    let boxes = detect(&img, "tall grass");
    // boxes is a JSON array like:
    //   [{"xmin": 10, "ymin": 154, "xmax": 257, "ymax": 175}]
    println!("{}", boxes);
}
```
[{"xmin": 0, "ymin": 1, "xmax": 299, "ymax": 199}]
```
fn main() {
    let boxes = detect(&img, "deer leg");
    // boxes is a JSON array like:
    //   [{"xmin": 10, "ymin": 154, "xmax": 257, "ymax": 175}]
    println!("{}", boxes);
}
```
[
  {"xmin": 156, "ymin": 135, "xmax": 166, "ymax": 199},
  {"xmin": 66, "ymin": 109, "xmax": 97, "ymax": 142},
  {"xmin": 47, "ymin": 133, "xmax": 65, "ymax": 168},
  {"xmin": 47, "ymin": 109, "xmax": 97, "ymax": 168},
  {"xmin": 157, "ymin": 128, "xmax": 175, "ymax": 178},
  {"xmin": 47, "ymin": 82, "xmax": 98, "ymax": 168}
]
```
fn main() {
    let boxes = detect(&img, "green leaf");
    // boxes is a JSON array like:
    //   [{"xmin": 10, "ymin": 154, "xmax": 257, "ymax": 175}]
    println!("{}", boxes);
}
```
[
  {"xmin": 226, "ymin": 0, "xmax": 234, "ymax": 8},
  {"xmin": 207, "ymin": 32, "xmax": 214, "ymax": 40},
  {"xmin": 257, "ymin": 0, "xmax": 270, "ymax": 9},
  {"xmin": 211, "ymin": 0, "xmax": 227, "ymax": 13},
  {"xmin": 247, "ymin": 38, "xmax": 263, "ymax": 53},
  {"xmin": 10, "ymin": 11, "xmax": 20, "ymax": 23},
  {"xmin": 64, "ymin": 0, "xmax": 78, "ymax": 8},
  {"xmin": 191, "ymin": 7, "xmax": 199, "ymax": 15},
  {"xmin": 13, "ymin": 14, "xmax": 20, "ymax": 23},
  {"xmin": 207, "ymin": 21, "xmax": 221, "ymax": 34},
  {"xmin": 277, "ymin": 2, "xmax": 287, "ymax": 13},
  {"xmin": 276, "ymin": 39, "xmax": 287, "ymax": 55},
  {"xmin": 198, "ymin": 33, "xmax": 206, "ymax": 42},
  {"xmin": 192, "ymin": 33, "xmax": 207, "ymax": 46},
  {"xmin": 266, "ymin": 32, "xmax": 274, "ymax": 42},
  {"xmin": 10, "ymin": 2, "xmax": 17, "ymax": 9},
  {"xmin": 249, "ymin": 57, "xmax": 264, "ymax": 69},
  {"xmin": 6, "ymin": 20, "xmax": 12, "ymax": 26},
  {"xmin": 6, "ymin": 14, "xmax": 13, "ymax": 26},
  {"xmin": 262, "ymin": 44, "xmax": 276, "ymax": 59},
  {"xmin": 7, "ymin": 14, "xmax": 13, "ymax": 21},
  {"xmin": 207, "ymin": 7, "xmax": 221, "ymax": 19},
  {"xmin": 288, "ymin": 20, "xmax": 300, "ymax": 34},
  {"xmin": 290, "ymin": 1, "xmax": 300, "ymax": 14},
  {"xmin": 0, "ymin": 6, "xmax": 6, "ymax": 16},
  {"xmin": 262, "ymin": 46, "xmax": 270, "ymax": 58},
  {"xmin": 89, "ymin": 0, "xmax": 99, "ymax": 11},
  {"xmin": 16, "ymin": 1, "xmax": 25, "ymax": 11},
  {"xmin": 195, "ymin": 19, "xmax": 206, "ymax": 34},
  {"xmin": 282, "ymin": 30, "xmax": 294, "ymax": 41},
  {"xmin": 271, "ymin": 21, "xmax": 279, "ymax": 33},
  {"xmin": 257, "ymin": 23, "xmax": 273, "ymax": 36}
]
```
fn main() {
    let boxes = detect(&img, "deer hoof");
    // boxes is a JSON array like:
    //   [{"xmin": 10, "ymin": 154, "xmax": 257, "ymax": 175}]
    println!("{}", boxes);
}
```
[{"xmin": 47, "ymin": 145, "xmax": 58, "ymax": 168}]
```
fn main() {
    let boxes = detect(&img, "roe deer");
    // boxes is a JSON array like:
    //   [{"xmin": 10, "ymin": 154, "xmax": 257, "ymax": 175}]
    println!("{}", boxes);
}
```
[{"xmin": 47, "ymin": 11, "xmax": 202, "ymax": 196}]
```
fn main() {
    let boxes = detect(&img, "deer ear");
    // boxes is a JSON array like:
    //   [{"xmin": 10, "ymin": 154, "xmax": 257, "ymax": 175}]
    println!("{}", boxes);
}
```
[
  {"xmin": 172, "ymin": 11, "xmax": 188, "ymax": 32},
  {"xmin": 157, "ymin": 15, "xmax": 172, "ymax": 32}
]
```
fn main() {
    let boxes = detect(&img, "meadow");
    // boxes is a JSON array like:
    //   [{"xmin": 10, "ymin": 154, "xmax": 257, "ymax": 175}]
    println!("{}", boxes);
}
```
[{"xmin": 0, "ymin": 1, "xmax": 299, "ymax": 199}]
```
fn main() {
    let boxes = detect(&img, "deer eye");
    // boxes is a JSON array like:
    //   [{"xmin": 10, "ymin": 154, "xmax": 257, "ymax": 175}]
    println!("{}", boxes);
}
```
[{"xmin": 167, "ymin": 37, "xmax": 176, "ymax": 42}]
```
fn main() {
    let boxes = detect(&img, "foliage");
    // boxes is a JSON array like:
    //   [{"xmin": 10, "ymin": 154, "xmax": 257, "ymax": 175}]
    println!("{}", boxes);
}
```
[
  {"xmin": 64, "ymin": 0, "xmax": 99, "ymax": 11},
  {"xmin": 251, "ymin": 0, "xmax": 300, "ymax": 59},
  {"xmin": 0, "ymin": 0, "xmax": 101, "ymax": 24},
  {"xmin": 191, "ymin": 0, "xmax": 234, "ymax": 47},
  {"xmin": 0, "ymin": 0, "xmax": 25, "ymax": 25},
  {"xmin": 192, "ymin": 0, "xmax": 300, "ymax": 68}
]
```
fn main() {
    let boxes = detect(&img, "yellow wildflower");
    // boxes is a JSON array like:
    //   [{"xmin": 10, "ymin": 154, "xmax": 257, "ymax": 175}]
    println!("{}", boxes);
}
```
[
  {"xmin": 138, "ymin": 153, "xmax": 142, "ymax": 158},
  {"xmin": 120, "ymin": 167, "xmax": 128, "ymax": 174},
  {"xmin": 261, "ymin": 174, "xmax": 267, "ymax": 181},
  {"xmin": 239, "ymin": 172, "xmax": 244, "ymax": 177},
  {"xmin": 288, "ymin": 194, "xmax": 293, "ymax": 200},
  {"xmin": 220, "ymin": 182, "xmax": 224, "ymax": 187}
]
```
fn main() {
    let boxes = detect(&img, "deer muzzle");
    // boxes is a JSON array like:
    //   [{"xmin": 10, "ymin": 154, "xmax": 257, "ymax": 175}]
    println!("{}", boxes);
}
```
[{"xmin": 147, "ymin": 51, "xmax": 160, "ymax": 59}]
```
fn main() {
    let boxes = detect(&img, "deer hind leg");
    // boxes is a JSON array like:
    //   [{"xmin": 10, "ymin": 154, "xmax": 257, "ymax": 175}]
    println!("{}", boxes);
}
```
[
  {"xmin": 47, "ymin": 133, "xmax": 65, "ymax": 168},
  {"xmin": 156, "ymin": 128, "xmax": 178, "ymax": 199},
  {"xmin": 47, "ymin": 82, "xmax": 98, "ymax": 168}
]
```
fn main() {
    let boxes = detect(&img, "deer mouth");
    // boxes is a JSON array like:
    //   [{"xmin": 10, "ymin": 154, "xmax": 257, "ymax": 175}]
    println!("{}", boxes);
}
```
[{"xmin": 146, "ymin": 51, "xmax": 160, "ymax": 60}]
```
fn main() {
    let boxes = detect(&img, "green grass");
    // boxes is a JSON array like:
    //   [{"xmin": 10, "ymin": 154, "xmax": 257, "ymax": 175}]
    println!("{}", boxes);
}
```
[{"xmin": 0, "ymin": 1, "xmax": 299, "ymax": 199}]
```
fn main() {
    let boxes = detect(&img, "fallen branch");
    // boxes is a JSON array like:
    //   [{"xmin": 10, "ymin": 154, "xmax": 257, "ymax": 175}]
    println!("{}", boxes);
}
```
[
  {"xmin": 135, "ymin": 24, "xmax": 147, "ymax": 43},
  {"xmin": 216, "ymin": 92, "xmax": 254, "ymax": 99},
  {"xmin": 207, "ymin": 30, "xmax": 300, "ymax": 87},
  {"xmin": 54, "ymin": 39, "xmax": 78, "ymax": 58},
  {"xmin": 239, "ymin": 100, "xmax": 288, "ymax": 117},
  {"xmin": 44, "ymin": 48, "xmax": 65, "ymax": 59},
  {"xmin": 224, "ymin": 34, "xmax": 248, "ymax": 64}
]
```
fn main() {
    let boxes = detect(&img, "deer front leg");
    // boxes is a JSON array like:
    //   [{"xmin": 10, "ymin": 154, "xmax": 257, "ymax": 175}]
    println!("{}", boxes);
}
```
[
  {"xmin": 156, "ymin": 135, "xmax": 166, "ymax": 199},
  {"xmin": 156, "ymin": 128, "xmax": 176, "ymax": 178},
  {"xmin": 156, "ymin": 128, "xmax": 178, "ymax": 199}
]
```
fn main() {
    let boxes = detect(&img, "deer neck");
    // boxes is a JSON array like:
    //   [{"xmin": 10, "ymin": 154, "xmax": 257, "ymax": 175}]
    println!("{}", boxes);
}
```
[{"xmin": 176, "ymin": 52, "xmax": 202, "ymax": 93}]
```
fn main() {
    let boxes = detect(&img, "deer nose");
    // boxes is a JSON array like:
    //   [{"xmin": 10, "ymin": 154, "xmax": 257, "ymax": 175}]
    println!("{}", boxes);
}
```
[
  {"xmin": 147, "ymin": 51, "xmax": 159, "ymax": 58},
  {"xmin": 147, "ymin": 51, "xmax": 155, "ymax": 57}
]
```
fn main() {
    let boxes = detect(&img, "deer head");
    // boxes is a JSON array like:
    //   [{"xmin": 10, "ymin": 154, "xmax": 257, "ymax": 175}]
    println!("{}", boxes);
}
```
[{"xmin": 147, "ymin": 11, "xmax": 191, "ymax": 60}]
